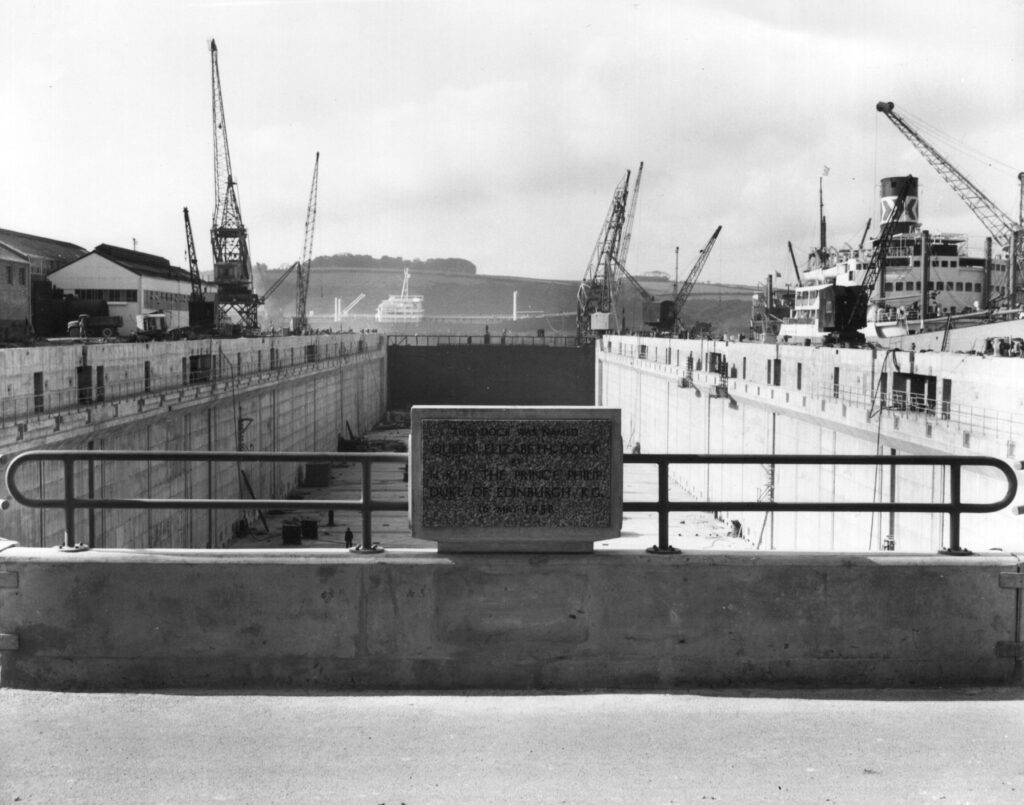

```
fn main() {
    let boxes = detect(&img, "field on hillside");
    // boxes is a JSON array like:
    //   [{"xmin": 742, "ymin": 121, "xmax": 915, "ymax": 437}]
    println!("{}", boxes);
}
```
[{"xmin": 259, "ymin": 265, "xmax": 756, "ymax": 335}]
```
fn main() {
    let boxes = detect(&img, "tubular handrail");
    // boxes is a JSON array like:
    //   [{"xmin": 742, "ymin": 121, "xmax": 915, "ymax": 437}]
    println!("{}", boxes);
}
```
[
  {"xmin": 624, "ymin": 453, "xmax": 1018, "ymax": 555},
  {"xmin": 1, "ymin": 450, "xmax": 407, "ymax": 552},
  {"xmin": 3, "ymin": 450, "xmax": 1017, "ymax": 557}
]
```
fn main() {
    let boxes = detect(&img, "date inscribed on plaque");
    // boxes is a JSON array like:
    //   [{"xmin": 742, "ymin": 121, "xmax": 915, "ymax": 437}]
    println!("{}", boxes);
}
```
[{"xmin": 420, "ymin": 418, "xmax": 613, "ymax": 529}]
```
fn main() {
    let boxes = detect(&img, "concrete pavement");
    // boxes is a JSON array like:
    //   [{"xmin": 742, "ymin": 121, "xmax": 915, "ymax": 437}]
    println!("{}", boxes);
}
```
[{"xmin": 3, "ymin": 688, "xmax": 1023, "ymax": 804}]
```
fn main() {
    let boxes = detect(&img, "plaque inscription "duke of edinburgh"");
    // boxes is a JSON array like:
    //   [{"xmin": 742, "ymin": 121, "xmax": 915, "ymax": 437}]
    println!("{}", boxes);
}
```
[{"xmin": 410, "ymin": 407, "xmax": 623, "ymax": 552}]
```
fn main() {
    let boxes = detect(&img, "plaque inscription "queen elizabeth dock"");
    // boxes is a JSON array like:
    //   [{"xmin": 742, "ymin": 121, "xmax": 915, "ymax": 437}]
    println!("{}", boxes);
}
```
[{"xmin": 410, "ymin": 406, "xmax": 623, "ymax": 552}]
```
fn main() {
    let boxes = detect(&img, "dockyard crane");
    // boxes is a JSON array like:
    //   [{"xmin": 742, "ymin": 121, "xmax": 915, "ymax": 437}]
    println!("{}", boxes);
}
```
[
  {"xmin": 576, "ymin": 167, "xmax": 636, "ymax": 340},
  {"xmin": 210, "ymin": 39, "xmax": 259, "ymax": 330},
  {"xmin": 292, "ymin": 152, "xmax": 320, "ymax": 334},
  {"xmin": 618, "ymin": 161, "xmax": 643, "ymax": 271},
  {"xmin": 840, "ymin": 177, "xmax": 912, "ymax": 337},
  {"xmin": 786, "ymin": 242, "xmax": 802, "ymax": 287},
  {"xmin": 183, "ymin": 207, "xmax": 216, "ymax": 330},
  {"xmin": 877, "ymin": 100, "xmax": 1023, "ymax": 306},
  {"xmin": 260, "ymin": 261, "xmax": 300, "ymax": 303},
  {"xmin": 660, "ymin": 226, "xmax": 723, "ymax": 335}
]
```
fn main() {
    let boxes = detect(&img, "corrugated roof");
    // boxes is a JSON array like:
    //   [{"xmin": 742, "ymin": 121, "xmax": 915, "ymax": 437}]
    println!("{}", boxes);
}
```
[
  {"xmin": 0, "ymin": 228, "xmax": 87, "ymax": 267},
  {"xmin": 92, "ymin": 243, "xmax": 193, "ymax": 283}
]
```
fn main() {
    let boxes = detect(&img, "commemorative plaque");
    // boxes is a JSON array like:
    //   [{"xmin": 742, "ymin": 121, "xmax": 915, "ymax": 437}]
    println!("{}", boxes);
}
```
[{"xmin": 410, "ymin": 406, "xmax": 622, "ymax": 552}]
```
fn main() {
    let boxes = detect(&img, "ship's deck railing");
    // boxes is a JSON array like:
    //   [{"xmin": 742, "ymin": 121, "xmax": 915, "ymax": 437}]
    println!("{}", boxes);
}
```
[
  {"xmin": 624, "ymin": 453, "xmax": 1018, "ymax": 556},
  {"xmin": 822, "ymin": 383, "xmax": 1024, "ymax": 441},
  {"xmin": 3, "ymin": 450, "xmax": 1016, "ymax": 556},
  {"xmin": 0, "ymin": 335, "xmax": 383, "ymax": 427},
  {"xmin": 1, "ymin": 450, "xmax": 407, "ymax": 553},
  {"xmin": 386, "ymin": 334, "xmax": 580, "ymax": 348}
]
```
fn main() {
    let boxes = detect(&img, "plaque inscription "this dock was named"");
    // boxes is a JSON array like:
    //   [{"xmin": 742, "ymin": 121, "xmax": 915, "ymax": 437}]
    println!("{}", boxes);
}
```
[{"xmin": 410, "ymin": 407, "xmax": 623, "ymax": 552}]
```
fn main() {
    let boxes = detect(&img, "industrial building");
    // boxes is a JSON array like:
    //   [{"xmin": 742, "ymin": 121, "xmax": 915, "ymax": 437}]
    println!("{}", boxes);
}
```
[
  {"xmin": 0, "ymin": 228, "xmax": 88, "ymax": 339},
  {"xmin": 48, "ymin": 243, "xmax": 196, "ymax": 335}
]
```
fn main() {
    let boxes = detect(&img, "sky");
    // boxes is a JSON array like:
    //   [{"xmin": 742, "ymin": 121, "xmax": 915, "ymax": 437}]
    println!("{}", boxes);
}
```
[{"xmin": 3, "ymin": 0, "xmax": 1024, "ymax": 286}]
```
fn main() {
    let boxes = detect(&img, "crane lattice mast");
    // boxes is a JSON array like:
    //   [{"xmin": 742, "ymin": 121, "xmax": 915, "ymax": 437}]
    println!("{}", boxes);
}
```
[
  {"xmin": 844, "ymin": 177, "xmax": 912, "ymax": 332},
  {"xmin": 670, "ymin": 225, "xmax": 723, "ymax": 334},
  {"xmin": 210, "ymin": 39, "xmax": 258, "ymax": 329},
  {"xmin": 576, "ymin": 168, "xmax": 637, "ymax": 340},
  {"xmin": 292, "ymin": 152, "xmax": 319, "ymax": 334},
  {"xmin": 877, "ymin": 101, "xmax": 1023, "ymax": 305},
  {"xmin": 183, "ymin": 207, "xmax": 203, "ymax": 302}
]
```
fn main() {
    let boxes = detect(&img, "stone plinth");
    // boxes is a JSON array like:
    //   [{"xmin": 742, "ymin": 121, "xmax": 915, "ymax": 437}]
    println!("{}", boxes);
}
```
[{"xmin": 410, "ymin": 406, "xmax": 622, "ymax": 552}]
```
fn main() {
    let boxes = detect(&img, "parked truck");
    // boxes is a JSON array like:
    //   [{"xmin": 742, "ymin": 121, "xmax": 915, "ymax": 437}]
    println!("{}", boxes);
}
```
[{"xmin": 67, "ymin": 313, "xmax": 123, "ymax": 338}]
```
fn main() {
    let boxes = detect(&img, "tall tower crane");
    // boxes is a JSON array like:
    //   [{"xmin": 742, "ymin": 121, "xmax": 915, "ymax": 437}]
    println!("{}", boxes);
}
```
[
  {"xmin": 877, "ymin": 101, "xmax": 1023, "ymax": 306},
  {"xmin": 576, "ymin": 165, "xmax": 642, "ymax": 340},
  {"xmin": 210, "ymin": 39, "xmax": 259, "ymax": 330},
  {"xmin": 291, "ymin": 152, "xmax": 320, "ymax": 334}
]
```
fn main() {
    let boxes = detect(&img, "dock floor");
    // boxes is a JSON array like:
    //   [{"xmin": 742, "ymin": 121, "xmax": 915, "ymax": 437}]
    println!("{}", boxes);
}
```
[{"xmin": 228, "ymin": 423, "xmax": 749, "ymax": 552}]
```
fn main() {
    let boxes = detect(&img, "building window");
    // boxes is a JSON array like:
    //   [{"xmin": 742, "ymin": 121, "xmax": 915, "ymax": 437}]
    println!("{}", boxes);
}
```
[
  {"xmin": 884, "ymin": 282, "xmax": 893, "ymax": 292},
  {"xmin": 895, "ymin": 282, "xmax": 904, "ymax": 291},
  {"xmin": 18, "ymin": 266, "xmax": 25, "ymax": 285},
  {"xmin": 5, "ymin": 266, "xmax": 11, "ymax": 284},
  {"xmin": 796, "ymin": 362, "xmax": 803, "ymax": 390}
]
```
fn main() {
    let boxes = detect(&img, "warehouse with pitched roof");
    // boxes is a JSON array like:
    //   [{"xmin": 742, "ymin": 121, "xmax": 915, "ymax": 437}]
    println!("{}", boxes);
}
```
[{"xmin": 48, "ymin": 244, "xmax": 196, "ymax": 335}]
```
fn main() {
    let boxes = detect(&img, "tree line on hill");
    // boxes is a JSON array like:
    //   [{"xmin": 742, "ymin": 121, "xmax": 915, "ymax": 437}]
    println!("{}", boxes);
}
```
[{"xmin": 309, "ymin": 254, "xmax": 476, "ymax": 274}]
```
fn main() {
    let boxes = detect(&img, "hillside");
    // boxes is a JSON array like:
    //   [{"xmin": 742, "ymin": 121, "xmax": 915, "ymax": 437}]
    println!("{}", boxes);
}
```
[{"xmin": 257, "ymin": 264, "xmax": 756, "ymax": 335}]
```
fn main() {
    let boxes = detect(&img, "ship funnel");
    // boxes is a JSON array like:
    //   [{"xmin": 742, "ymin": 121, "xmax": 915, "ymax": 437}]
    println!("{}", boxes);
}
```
[{"xmin": 880, "ymin": 175, "xmax": 919, "ymax": 235}]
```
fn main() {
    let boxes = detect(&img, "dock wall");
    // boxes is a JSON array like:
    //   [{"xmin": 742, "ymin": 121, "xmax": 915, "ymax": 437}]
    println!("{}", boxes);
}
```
[
  {"xmin": 0, "ymin": 334, "xmax": 387, "ymax": 548},
  {"xmin": 387, "ymin": 342, "xmax": 594, "ymax": 409},
  {"xmin": 0, "ymin": 543, "xmax": 1019, "ymax": 689},
  {"xmin": 598, "ymin": 336, "xmax": 1024, "ymax": 553}
]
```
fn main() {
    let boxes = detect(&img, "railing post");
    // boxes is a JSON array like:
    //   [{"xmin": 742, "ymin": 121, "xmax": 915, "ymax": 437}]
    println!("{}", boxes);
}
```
[
  {"xmin": 942, "ymin": 461, "xmax": 970, "ymax": 555},
  {"xmin": 62, "ymin": 455, "xmax": 78, "ymax": 550},
  {"xmin": 353, "ymin": 456, "xmax": 384, "ymax": 554},
  {"xmin": 646, "ymin": 457, "xmax": 680, "ymax": 555}
]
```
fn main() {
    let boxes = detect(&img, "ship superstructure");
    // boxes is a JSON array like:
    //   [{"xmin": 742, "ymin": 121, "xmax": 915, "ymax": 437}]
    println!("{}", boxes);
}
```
[
  {"xmin": 778, "ymin": 176, "xmax": 1009, "ymax": 344},
  {"xmin": 375, "ymin": 267, "xmax": 424, "ymax": 323}
]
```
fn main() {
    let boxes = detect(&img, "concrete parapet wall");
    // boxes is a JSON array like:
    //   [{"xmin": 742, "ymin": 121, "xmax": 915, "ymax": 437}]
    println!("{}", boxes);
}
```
[{"xmin": 1, "ymin": 544, "xmax": 1020, "ymax": 689}]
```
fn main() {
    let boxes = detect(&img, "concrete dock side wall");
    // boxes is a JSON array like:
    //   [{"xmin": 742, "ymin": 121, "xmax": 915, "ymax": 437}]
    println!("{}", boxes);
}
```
[
  {"xmin": 0, "ymin": 544, "xmax": 1020, "ymax": 689},
  {"xmin": 1, "ymin": 334, "xmax": 387, "ymax": 549},
  {"xmin": 598, "ymin": 336, "xmax": 1024, "ymax": 553}
]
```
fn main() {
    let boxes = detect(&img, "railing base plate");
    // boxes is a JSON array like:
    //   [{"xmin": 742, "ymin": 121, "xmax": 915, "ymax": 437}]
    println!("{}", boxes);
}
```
[
  {"xmin": 351, "ymin": 544, "xmax": 385, "ymax": 554},
  {"xmin": 646, "ymin": 545, "xmax": 682, "ymax": 555}
]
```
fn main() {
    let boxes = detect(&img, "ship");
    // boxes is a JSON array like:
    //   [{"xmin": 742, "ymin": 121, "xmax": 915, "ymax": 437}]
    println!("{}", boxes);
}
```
[
  {"xmin": 774, "ymin": 175, "xmax": 1021, "ymax": 349},
  {"xmin": 374, "ymin": 267, "xmax": 424, "ymax": 324}
]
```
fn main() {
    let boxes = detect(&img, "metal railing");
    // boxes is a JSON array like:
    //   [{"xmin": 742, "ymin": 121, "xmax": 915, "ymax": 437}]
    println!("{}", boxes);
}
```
[
  {"xmin": 1, "ymin": 450, "xmax": 407, "ymax": 553},
  {"xmin": 3, "ymin": 450, "xmax": 1017, "ymax": 557},
  {"xmin": 623, "ymin": 453, "xmax": 1018, "ymax": 555},
  {"xmin": 819, "ymin": 383, "xmax": 1024, "ymax": 439}
]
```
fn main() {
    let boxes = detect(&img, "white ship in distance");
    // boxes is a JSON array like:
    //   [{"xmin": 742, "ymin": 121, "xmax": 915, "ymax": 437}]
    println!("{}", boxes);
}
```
[{"xmin": 375, "ymin": 267, "xmax": 424, "ymax": 323}]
